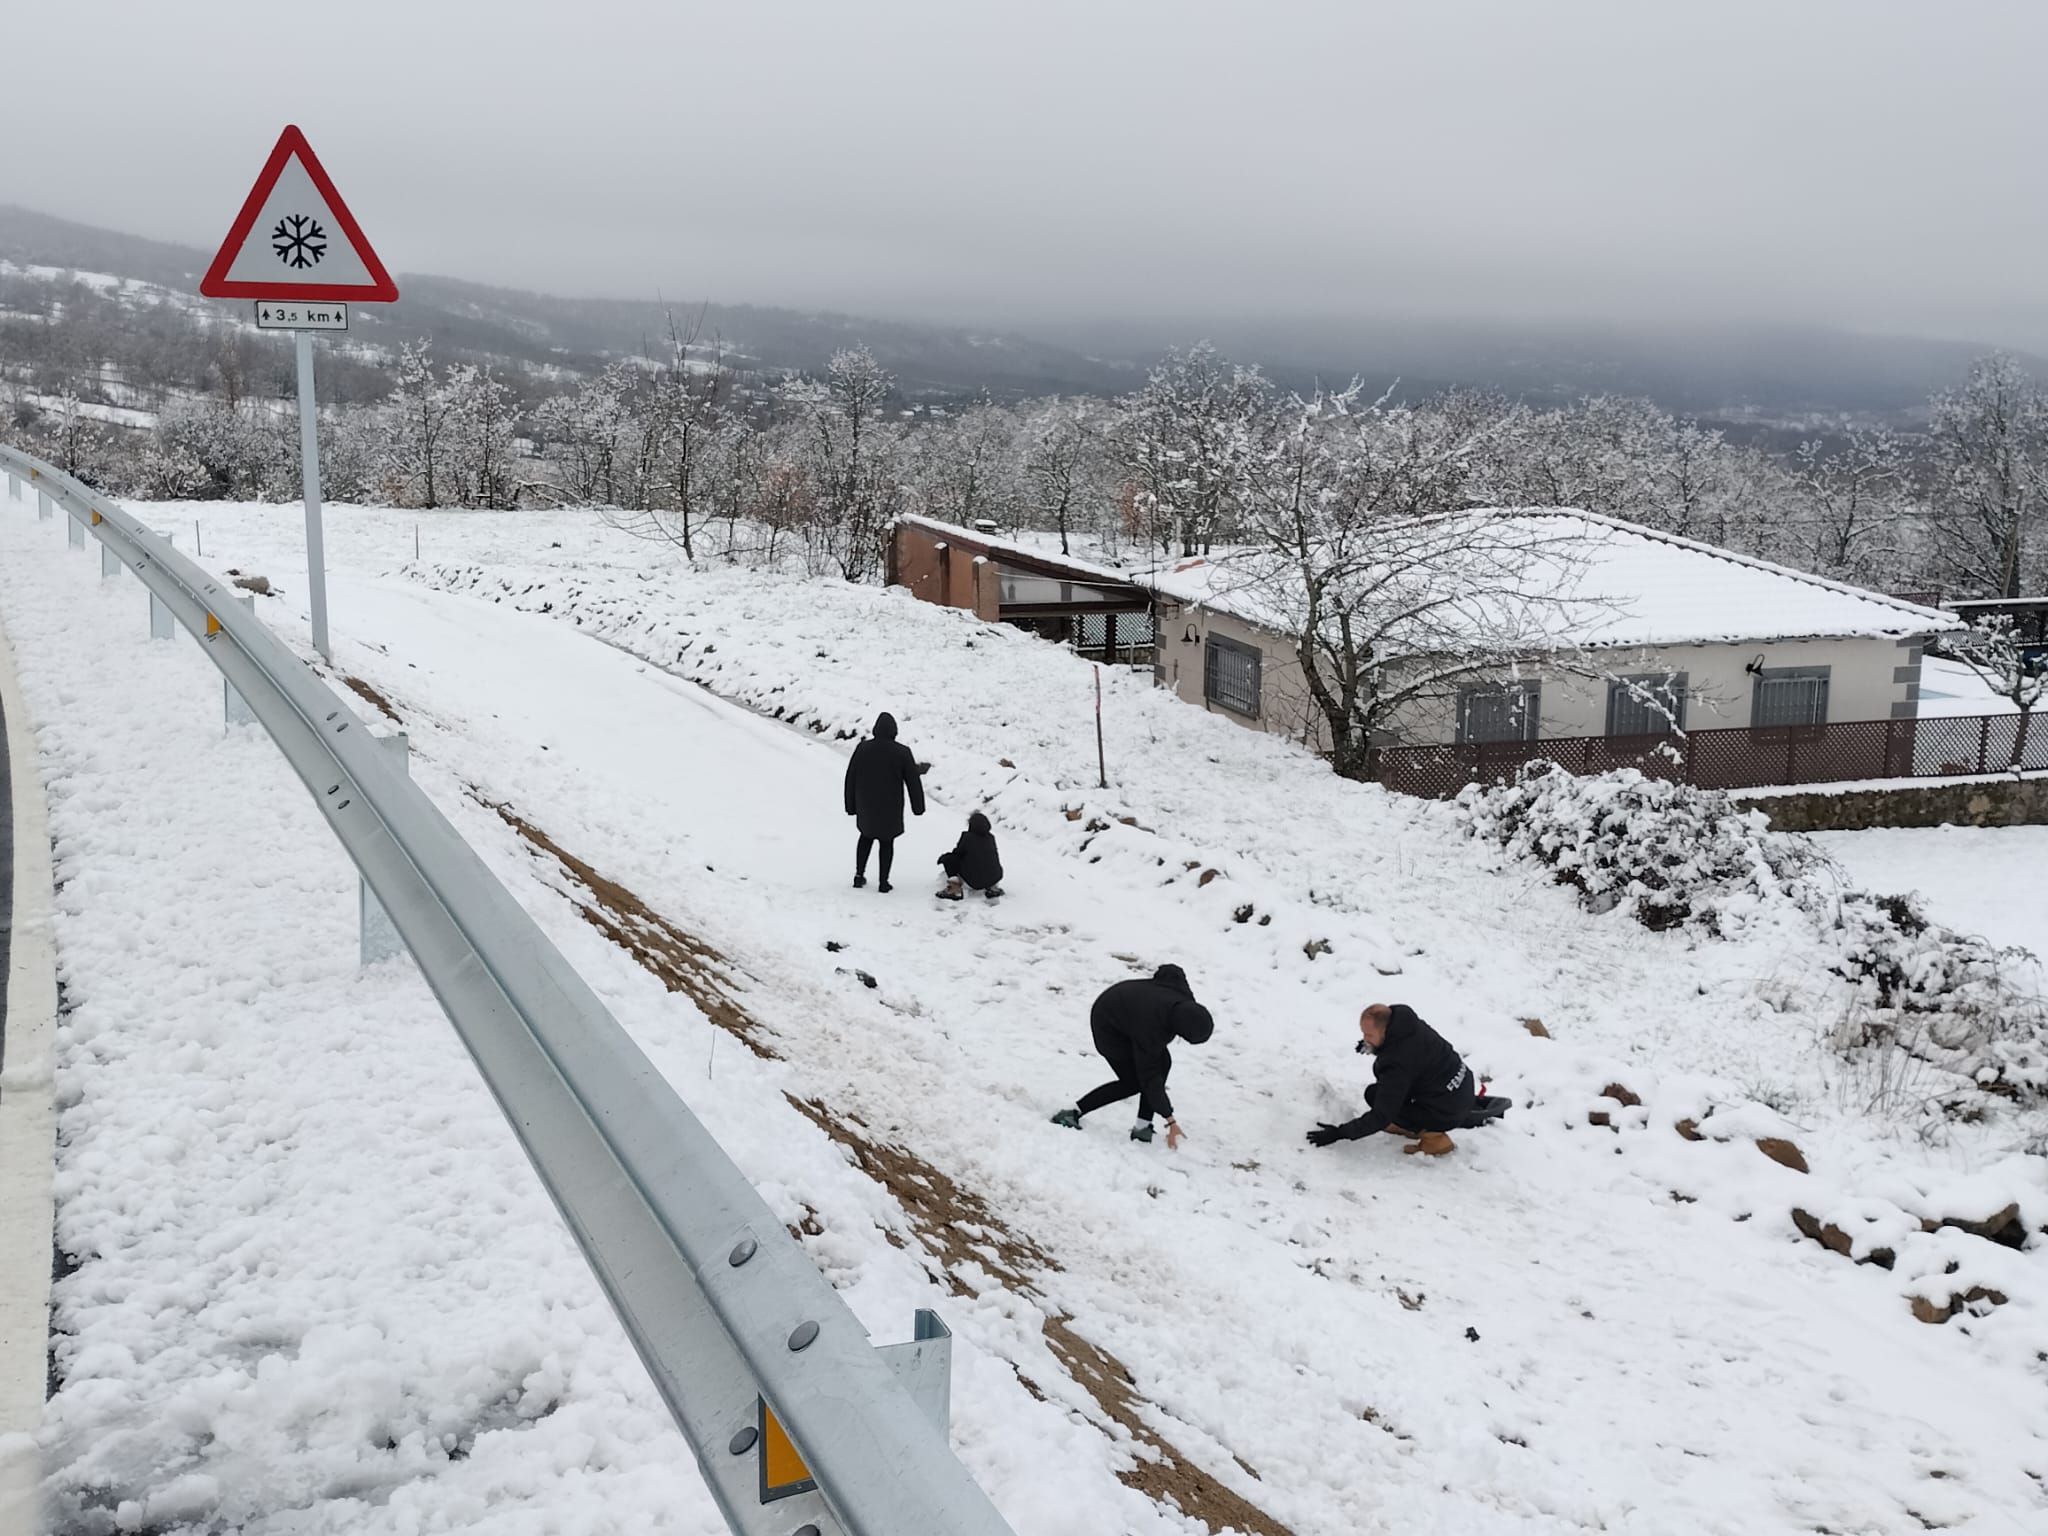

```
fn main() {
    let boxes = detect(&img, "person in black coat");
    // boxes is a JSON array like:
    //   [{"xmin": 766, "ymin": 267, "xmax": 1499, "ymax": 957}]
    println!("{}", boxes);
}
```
[
  {"xmin": 936, "ymin": 811, "xmax": 1004, "ymax": 900},
  {"xmin": 844, "ymin": 711, "xmax": 924, "ymax": 892},
  {"xmin": 1306, "ymin": 1003, "xmax": 1495, "ymax": 1156},
  {"xmin": 1050, "ymin": 964, "xmax": 1215, "ymax": 1147}
]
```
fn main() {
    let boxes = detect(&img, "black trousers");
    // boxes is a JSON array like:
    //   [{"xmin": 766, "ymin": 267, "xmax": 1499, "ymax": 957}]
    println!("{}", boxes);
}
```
[
  {"xmin": 856, "ymin": 834, "xmax": 895, "ymax": 883},
  {"xmin": 1364, "ymin": 1077, "xmax": 1477, "ymax": 1134},
  {"xmin": 1075, "ymin": 1021, "xmax": 1171, "ymax": 1121},
  {"xmin": 937, "ymin": 851, "xmax": 992, "ymax": 889}
]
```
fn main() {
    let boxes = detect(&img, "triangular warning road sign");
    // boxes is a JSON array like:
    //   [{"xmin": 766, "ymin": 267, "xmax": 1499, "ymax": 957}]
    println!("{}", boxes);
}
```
[{"xmin": 199, "ymin": 125, "xmax": 398, "ymax": 302}]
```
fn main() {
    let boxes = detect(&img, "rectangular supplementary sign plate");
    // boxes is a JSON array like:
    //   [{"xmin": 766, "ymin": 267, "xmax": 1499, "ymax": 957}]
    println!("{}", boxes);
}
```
[{"xmin": 253, "ymin": 301, "xmax": 348, "ymax": 330}]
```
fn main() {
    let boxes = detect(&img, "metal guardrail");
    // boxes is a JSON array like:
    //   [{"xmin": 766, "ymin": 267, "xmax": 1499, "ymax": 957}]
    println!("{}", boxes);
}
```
[{"xmin": 2, "ymin": 448, "xmax": 1016, "ymax": 1536}]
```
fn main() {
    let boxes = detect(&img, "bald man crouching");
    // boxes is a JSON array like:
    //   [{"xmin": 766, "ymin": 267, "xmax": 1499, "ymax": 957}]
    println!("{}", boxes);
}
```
[{"xmin": 1306, "ymin": 1003, "xmax": 1496, "ymax": 1156}]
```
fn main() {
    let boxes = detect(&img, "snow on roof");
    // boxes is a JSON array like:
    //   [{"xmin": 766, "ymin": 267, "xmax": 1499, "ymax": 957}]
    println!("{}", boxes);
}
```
[
  {"xmin": 1136, "ymin": 508, "xmax": 1963, "ymax": 650},
  {"xmin": 895, "ymin": 514, "xmax": 1144, "ymax": 589}
]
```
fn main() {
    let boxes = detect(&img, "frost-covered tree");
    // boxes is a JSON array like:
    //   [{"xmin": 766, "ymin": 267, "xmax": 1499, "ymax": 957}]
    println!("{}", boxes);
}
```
[
  {"xmin": 441, "ymin": 363, "xmax": 519, "ymax": 509},
  {"xmin": 787, "ymin": 346, "xmax": 900, "ymax": 582},
  {"xmin": 534, "ymin": 361, "xmax": 637, "ymax": 507},
  {"xmin": 385, "ymin": 341, "xmax": 451, "ymax": 509},
  {"xmin": 1926, "ymin": 354, "xmax": 2048, "ymax": 599},
  {"xmin": 1020, "ymin": 396, "xmax": 1111, "ymax": 556},
  {"xmin": 1788, "ymin": 427, "xmax": 1909, "ymax": 586},
  {"xmin": 1117, "ymin": 343, "xmax": 1268, "ymax": 556},
  {"xmin": 1231, "ymin": 387, "xmax": 1595, "ymax": 778},
  {"xmin": 908, "ymin": 397, "xmax": 1021, "ymax": 530}
]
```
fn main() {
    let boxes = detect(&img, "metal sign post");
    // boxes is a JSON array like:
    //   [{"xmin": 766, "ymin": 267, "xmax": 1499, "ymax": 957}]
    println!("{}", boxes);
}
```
[
  {"xmin": 199, "ymin": 125, "xmax": 398, "ymax": 665},
  {"xmin": 294, "ymin": 330, "xmax": 332, "ymax": 660}
]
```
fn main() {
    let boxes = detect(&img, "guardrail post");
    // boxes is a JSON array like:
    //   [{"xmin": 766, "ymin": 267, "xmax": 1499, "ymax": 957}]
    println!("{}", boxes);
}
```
[
  {"xmin": 360, "ymin": 731, "xmax": 410, "ymax": 968},
  {"xmin": 100, "ymin": 542, "xmax": 120, "ymax": 581},
  {"xmin": 5, "ymin": 472, "xmax": 18, "ymax": 500},
  {"xmin": 147, "ymin": 531, "xmax": 178, "ymax": 639},
  {"xmin": 37, "ymin": 488, "xmax": 52, "ymax": 521},
  {"xmin": 224, "ymin": 596, "xmax": 259, "ymax": 726},
  {"xmin": 67, "ymin": 514, "xmax": 84, "ymax": 549}
]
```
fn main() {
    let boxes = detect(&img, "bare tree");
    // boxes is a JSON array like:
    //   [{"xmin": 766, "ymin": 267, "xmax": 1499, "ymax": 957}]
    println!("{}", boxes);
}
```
[
  {"xmin": 1926, "ymin": 354, "xmax": 2048, "ymax": 600},
  {"xmin": 1790, "ymin": 426, "xmax": 1908, "ymax": 585},
  {"xmin": 789, "ymin": 346, "xmax": 898, "ymax": 582},
  {"xmin": 1118, "ymin": 343, "xmax": 1267, "ymax": 556},
  {"xmin": 386, "ymin": 341, "xmax": 450, "ymax": 509},
  {"xmin": 1020, "ymin": 397, "xmax": 1107, "ymax": 556},
  {"xmin": 1231, "ymin": 388, "xmax": 1595, "ymax": 779}
]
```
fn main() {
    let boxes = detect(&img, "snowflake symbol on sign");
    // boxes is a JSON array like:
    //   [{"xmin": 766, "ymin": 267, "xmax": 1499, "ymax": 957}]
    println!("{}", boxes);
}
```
[{"xmin": 271, "ymin": 214, "xmax": 328, "ymax": 270}]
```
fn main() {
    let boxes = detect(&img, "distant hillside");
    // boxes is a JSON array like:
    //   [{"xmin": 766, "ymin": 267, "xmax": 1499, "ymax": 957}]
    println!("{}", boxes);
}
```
[
  {"xmin": 0, "ymin": 205, "xmax": 1137, "ymax": 401},
  {"xmin": 1, "ymin": 203, "xmax": 2039, "ymax": 431},
  {"xmin": 1040, "ymin": 314, "xmax": 2048, "ymax": 435}
]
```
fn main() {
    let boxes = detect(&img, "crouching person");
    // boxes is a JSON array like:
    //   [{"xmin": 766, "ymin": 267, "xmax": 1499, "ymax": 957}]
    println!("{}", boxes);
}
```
[
  {"xmin": 937, "ymin": 811, "xmax": 1003, "ymax": 900},
  {"xmin": 1306, "ymin": 1003, "xmax": 1505, "ymax": 1157}
]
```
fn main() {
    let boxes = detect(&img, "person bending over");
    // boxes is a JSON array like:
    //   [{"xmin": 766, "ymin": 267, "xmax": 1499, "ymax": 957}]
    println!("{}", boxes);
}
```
[{"xmin": 1051, "ymin": 964, "xmax": 1214, "ymax": 1147}]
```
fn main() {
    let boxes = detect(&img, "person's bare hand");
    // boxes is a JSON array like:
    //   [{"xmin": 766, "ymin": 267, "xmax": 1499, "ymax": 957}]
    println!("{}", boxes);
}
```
[{"xmin": 1165, "ymin": 1119, "xmax": 1185, "ymax": 1150}]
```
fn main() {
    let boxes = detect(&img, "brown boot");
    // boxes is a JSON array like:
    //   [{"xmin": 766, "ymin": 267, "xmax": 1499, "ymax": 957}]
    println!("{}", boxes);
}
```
[
  {"xmin": 1402, "ymin": 1130, "xmax": 1455, "ymax": 1156},
  {"xmin": 1381, "ymin": 1123, "xmax": 1416, "ymax": 1139}
]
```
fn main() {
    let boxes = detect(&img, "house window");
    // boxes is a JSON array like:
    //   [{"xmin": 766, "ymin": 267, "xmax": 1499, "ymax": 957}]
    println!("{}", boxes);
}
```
[
  {"xmin": 1457, "ymin": 682, "xmax": 1540, "ymax": 744},
  {"xmin": 1751, "ymin": 666, "xmax": 1830, "ymax": 728},
  {"xmin": 1606, "ymin": 672, "xmax": 1687, "ymax": 736},
  {"xmin": 1203, "ymin": 635, "xmax": 1262, "ymax": 718}
]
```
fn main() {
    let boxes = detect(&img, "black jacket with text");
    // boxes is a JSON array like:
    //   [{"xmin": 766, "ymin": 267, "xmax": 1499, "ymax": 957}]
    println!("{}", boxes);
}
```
[{"xmin": 1335, "ymin": 1005, "xmax": 1475, "ymax": 1138}]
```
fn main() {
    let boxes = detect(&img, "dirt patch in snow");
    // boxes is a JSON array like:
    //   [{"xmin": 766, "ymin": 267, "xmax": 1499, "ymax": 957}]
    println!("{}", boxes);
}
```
[
  {"xmin": 1042, "ymin": 1313, "xmax": 1294, "ymax": 1536},
  {"xmin": 476, "ymin": 799, "xmax": 1292, "ymax": 1536},
  {"xmin": 481, "ymin": 797, "xmax": 778, "ymax": 1060},
  {"xmin": 786, "ymin": 1094, "xmax": 1055, "ymax": 1290},
  {"xmin": 341, "ymin": 673, "xmax": 403, "ymax": 724},
  {"xmin": 786, "ymin": 1094, "xmax": 1291, "ymax": 1536}
]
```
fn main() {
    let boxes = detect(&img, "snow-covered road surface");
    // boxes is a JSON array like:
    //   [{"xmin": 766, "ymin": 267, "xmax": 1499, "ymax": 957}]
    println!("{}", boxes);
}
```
[{"xmin": 5, "ymin": 500, "xmax": 2044, "ymax": 1535}]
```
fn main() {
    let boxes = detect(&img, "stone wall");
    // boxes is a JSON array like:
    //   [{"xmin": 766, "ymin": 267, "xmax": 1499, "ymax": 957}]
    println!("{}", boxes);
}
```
[{"xmin": 1737, "ymin": 774, "xmax": 2048, "ymax": 832}]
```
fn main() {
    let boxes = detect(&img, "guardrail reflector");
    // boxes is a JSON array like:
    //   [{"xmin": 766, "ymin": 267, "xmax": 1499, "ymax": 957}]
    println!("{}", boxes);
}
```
[
  {"xmin": 759, "ymin": 1400, "xmax": 817, "ymax": 1502},
  {"xmin": 206, "ymin": 612, "xmax": 222, "ymax": 637},
  {"xmin": 90, "ymin": 509, "xmax": 101, "ymax": 525}
]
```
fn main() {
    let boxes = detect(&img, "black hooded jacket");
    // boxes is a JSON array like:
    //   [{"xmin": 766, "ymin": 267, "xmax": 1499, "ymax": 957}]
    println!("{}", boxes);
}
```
[
  {"xmin": 1334, "ymin": 1005, "xmax": 1474, "ymax": 1139},
  {"xmin": 939, "ymin": 812, "xmax": 1004, "ymax": 889},
  {"xmin": 844, "ymin": 712, "xmax": 925, "ymax": 838},
  {"xmin": 1089, "ymin": 964, "xmax": 1215, "ymax": 1120}
]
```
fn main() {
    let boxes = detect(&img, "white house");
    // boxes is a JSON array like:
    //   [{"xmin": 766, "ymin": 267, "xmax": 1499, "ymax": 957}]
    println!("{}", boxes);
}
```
[{"xmin": 1138, "ymin": 510, "xmax": 1963, "ymax": 763}]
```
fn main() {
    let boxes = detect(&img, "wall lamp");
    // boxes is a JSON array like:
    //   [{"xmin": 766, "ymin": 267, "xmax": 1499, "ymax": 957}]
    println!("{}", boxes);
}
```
[
  {"xmin": 1744, "ymin": 653, "xmax": 1767, "ymax": 676},
  {"xmin": 1183, "ymin": 623, "xmax": 1199, "ymax": 645}
]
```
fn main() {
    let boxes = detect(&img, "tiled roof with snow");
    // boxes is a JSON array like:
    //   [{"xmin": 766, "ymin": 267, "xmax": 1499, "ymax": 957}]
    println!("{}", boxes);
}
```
[{"xmin": 1135, "ymin": 508, "xmax": 1962, "ymax": 649}]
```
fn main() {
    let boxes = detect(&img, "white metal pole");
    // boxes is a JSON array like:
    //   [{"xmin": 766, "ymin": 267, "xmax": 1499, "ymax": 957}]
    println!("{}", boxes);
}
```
[{"xmin": 295, "ymin": 328, "xmax": 331, "ymax": 662}]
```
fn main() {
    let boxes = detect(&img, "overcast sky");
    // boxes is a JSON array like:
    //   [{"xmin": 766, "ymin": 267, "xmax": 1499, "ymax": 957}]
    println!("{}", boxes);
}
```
[{"xmin": 10, "ymin": 1, "xmax": 2048, "ymax": 346}]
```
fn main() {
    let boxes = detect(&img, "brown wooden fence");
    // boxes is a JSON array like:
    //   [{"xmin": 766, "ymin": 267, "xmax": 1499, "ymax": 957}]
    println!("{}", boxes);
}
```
[{"xmin": 1372, "ymin": 711, "xmax": 2045, "ymax": 799}]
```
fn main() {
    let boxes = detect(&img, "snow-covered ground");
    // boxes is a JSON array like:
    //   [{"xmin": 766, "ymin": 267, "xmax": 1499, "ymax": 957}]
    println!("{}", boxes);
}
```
[
  {"xmin": 5, "ymin": 498, "xmax": 2045, "ymax": 1535},
  {"xmin": 1815, "ymin": 825, "xmax": 2048, "ymax": 973}
]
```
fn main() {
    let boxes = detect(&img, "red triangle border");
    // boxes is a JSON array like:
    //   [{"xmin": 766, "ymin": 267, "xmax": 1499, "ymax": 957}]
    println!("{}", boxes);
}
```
[{"xmin": 199, "ymin": 125, "xmax": 399, "ymax": 302}]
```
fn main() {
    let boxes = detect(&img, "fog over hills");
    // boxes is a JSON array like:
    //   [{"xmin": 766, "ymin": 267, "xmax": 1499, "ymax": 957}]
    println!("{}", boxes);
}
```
[{"xmin": 1, "ymin": 202, "xmax": 2032, "ymax": 426}]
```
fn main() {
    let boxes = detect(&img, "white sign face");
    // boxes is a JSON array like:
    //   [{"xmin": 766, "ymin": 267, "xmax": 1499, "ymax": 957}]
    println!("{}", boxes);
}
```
[
  {"xmin": 254, "ymin": 301, "xmax": 349, "ymax": 331},
  {"xmin": 219, "ymin": 154, "xmax": 379, "ymax": 290}
]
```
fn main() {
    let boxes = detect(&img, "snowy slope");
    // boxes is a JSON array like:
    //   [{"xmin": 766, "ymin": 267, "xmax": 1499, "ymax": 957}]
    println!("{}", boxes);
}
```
[{"xmin": 6, "ymin": 499, "xmax": 2046, "ymax": 1535}]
